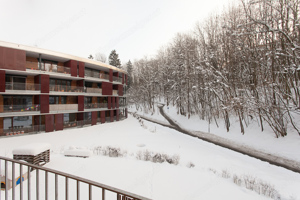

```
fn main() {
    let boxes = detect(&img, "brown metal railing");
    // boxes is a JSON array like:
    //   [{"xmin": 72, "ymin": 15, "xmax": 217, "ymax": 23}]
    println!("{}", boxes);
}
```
[
  {"xmin": 49, "ymin": 85, "xmax": 84, "ymax": 93},
  {"xmin": 2, "ymin": 104, "xmax": 40, "ymax": 113},
  {"xmin": 0, "ymin": 156, "xmax": 151, "ymax": 200},
  {"xmin": 84, "ymin": 103, "xmax": 107, "ymax": 109},
  {"xmin": 5, "ymin": 83, "xmax": 40, "ymax": 91},
  {"xmin": 2, "ymin": 124, "xmax": 45, "ymax": 136},
  {"xmin": 26, "ymin": 62, "xmax": 71, "ymax": 75}
]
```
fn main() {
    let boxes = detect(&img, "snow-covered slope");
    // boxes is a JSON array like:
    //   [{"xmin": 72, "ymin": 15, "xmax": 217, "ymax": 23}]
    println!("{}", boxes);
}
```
[{"xmin": 0, "ymin": 115, "xmax": 299, "ymax": 200}]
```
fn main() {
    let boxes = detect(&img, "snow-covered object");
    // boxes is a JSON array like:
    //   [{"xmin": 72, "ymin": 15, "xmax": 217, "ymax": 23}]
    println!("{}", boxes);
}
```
[
  {"xmin": 64, "ymin": 148, "xmax": 92, "ymax": 158},
  {"xmin": 12, "ymin": 143, "xmax": 51, "ymax": 156},
  {"xmin": 0, "ymin": 163, "xmax": 29, "ymax": 190}
]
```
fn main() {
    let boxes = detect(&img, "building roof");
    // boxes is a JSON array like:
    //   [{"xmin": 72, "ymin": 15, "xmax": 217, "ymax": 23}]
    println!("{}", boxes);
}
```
[{"xmin": 0, "ymin": 40, "xmax": 127, "ymax": 74}]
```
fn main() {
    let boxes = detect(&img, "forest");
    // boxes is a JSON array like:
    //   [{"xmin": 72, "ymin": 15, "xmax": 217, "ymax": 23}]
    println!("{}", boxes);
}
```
[{"xmin": 127, "ymin": 0, "xmax": 300, "ymax": 137}]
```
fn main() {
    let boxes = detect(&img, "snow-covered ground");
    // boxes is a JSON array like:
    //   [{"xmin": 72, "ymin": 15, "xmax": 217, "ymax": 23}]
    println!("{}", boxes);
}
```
[
  {"xmin": 130, "ymin": 104, "xmax": 300, "ymax": 163},
  {"xmin": 1, "ymin": 115, "xmax": 300, "ymax": 200}
]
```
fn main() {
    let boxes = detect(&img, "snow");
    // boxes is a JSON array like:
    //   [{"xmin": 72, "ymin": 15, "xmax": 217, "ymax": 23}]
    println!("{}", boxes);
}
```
[
  {"xmin": 12, "ymin": 143, "xmax": 51, "ymax": 156},
  {"xmin": 161, "ymin": 105, "xmax": 300, "ymax": 163},
  {"xmin": 0, "ymin": 115, "xmax": 300, "ymax": 200},
  {"xmin": 64, "ymin": 146, "xmax": 92, "ymax": 157}
]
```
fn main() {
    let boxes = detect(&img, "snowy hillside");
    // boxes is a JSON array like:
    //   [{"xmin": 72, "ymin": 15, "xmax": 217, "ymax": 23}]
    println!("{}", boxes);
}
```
[{"xmin": 1, "ymin": 115, "xmax": 300, "ymax": 199}]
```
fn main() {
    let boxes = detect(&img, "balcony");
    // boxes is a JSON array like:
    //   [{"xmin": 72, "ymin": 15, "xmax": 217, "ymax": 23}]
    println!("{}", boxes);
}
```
[
  {"xmin": 85, "ymin": 87, "xmax": 102, "ymax": 94},
  {"xmin": 84, "ymin": 103, "xmax": 107, "ymax": 110},
  {"xmin": 113, "ymin": 90, "xmax": 118, "ymax": 96},
  {"xmin": 100, "ymin": 73, "xmax": 109, "ymax": 80},
  {"xmin": 49, "ymin": 104, "xmax": 78, "ymax": 112},
  {"xmin": 105, "ymin": 117, "xmax": 111, "ymax": 123},
  {"xmin": 85, "ymin": 71, "xmax": 110, "ymax": 81},
  {"xmin": 113, "ymin": 76, "xmax": 122, "ymax": 83},
  {"xmin": 26, "ymin": 61, "xmax": 71, "ymax": 75},
  {"xmin": 0, "ymin": 156, "xmax": 151, "ymax": 200},
  {"xmin": 2, "ymin": 124, "xmax": 45, "ymax": 136},
  {"xmin": 5, "ymin": 82, "xmax": 40, "ymax": 93},
  {"xmin": 1, "ymin": 104, "xmax": 40, "ymax": 113},
  {"xmin": 50, "ymin": 85, "xmax": 84, "ymax": 93}
]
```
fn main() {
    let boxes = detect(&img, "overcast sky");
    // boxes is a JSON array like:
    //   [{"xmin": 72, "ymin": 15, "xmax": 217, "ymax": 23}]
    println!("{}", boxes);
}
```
[{"xmin": 0, "ymin": 0, "xmax": 235, "ymax": 64}]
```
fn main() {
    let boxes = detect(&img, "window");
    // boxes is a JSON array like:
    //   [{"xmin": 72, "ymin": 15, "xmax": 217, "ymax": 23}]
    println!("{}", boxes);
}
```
[
  {"xmin": 61, "ymin": 96, "xmax": 67, "ymax": 104},
  {"xmin": 49, "ymin": 96, "xmax": 59, "ymax": 104},
  {"xmin": 13, "ymin": 116, "xmax": 32, "ymax": 128},
  {"xmin": 64, "ymin": 113, "xmax": 69, "ymax": 123}
]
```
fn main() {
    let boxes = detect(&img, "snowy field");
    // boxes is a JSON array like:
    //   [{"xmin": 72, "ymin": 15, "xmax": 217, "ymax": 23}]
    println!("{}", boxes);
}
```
[{"xmin": 1, "ymin": 115, "xmax": 300, "ymax": 200}]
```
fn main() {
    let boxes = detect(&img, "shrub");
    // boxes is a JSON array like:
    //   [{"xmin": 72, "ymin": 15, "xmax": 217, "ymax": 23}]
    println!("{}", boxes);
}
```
[
  {"xmin": 222, "ymin": 169, "xmax": 231, "ymax": 179},
  {"xmin": 186, "ymin": 162, "xmax": 195, "ymax": 168}
]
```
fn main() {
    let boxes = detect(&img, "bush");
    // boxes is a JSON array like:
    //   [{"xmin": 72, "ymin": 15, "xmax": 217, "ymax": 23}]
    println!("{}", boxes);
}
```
[
  {"xmin": 93, "ymin": 146, "xmax": 126, "ymax": 157},
  {"xmin": 135, "ymin": 149, "xmax": 180, "ymax": 166},
  {"xmin": 186, "ymin": 162, "xmax": 195, "ymax": 168},
  {"xmin": 222, "ymin": 169, "xmax": 231, "ymax": 179}
]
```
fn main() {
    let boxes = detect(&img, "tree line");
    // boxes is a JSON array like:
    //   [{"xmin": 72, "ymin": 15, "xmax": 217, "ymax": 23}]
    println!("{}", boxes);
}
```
[{"xmin": 127, "ymin": 0, "xmax": 300, "ymax": 137}]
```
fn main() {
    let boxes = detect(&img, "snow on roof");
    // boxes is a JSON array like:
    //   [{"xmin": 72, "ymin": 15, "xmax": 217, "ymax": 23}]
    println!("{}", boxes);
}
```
[{"xmin": 12, "ymin": 143, "xmax": 51, "ymax": 156}]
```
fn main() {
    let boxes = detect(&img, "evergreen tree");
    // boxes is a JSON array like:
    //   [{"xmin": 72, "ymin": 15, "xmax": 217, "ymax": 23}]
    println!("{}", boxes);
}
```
[
  {"xmin": 108, "ymin": 50, "xmax": 121, "ymax": 68},
  {"xmin": 126, "ymin": 60, "xmax": 133, "ymax": 89}
]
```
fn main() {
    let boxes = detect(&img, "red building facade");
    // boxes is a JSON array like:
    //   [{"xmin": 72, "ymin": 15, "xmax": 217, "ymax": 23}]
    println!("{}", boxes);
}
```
[{"xmin": 0, "ymin": 41, "xmax": 127, "ymax": 136}]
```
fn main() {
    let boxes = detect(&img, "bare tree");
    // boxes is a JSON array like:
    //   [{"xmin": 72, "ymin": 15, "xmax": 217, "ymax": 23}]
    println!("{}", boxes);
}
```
[{"xmin": 95, "ymin": 52, "xmax": 107, "ymax": 63}]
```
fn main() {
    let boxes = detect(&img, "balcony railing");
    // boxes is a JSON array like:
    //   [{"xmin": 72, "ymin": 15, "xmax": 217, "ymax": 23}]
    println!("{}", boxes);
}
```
[
  {"xmin": 113, "ymin": 76, "xmax": 122, "ymax": 83},
  {"xmin": 2, "ymin": 104, "xmax": 40, "ymax": 113},
  {"xmin": 49, "ymin": 104, "xmax": 78, "ymax": 112},
  {"xmin": 84, "ymin": 103, "xmax": 107, "ymax": 109},
  {"xmin": 5, "ymin": 82, "xmax": 40, "ymax": 91},
  {"xmin": 2, "ymin": 124, "xmax": 45, "ymax": 136},
  {"xmin": 85, "ymin": 71, "xmax": 110, "ymax": 81},
  {"xmin": 100, "ymin": 73, "xmax": 109, "ymax": 80},
  {"xmin": 0, "ymin": 156, "xmax": 151, "ymax": 200},
  {"xmin": 85, "ymin": 87, "xmax": 102, "ymax": 94},
  {"xmin": 27, "ymin": 62, "xmax": 71, "ymax": 75},
  {"xmin": 50, "ymin": 85, "xmax": 84, "ymax": 93},
  {"xmin": 105, "ymin": 117, "xmax": 111, "ymax": 123},
  {"xmin": 113, "ymin": 90, "xmax": 118, "ymax": 96},
  {"xmin": 119, "ymin": 115, "xmax": 126, "ymax": 121}
]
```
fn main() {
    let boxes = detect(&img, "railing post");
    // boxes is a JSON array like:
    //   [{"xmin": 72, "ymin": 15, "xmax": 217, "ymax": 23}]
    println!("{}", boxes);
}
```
[
  {"xmin": 28, "ymin": 166, "xmax": 31, "ymax": 200},
  {"xmin": 5, "ymin": 161, "xmax": 8, "ymax": 200},
  {"xmin": 102, "ymin": 189, "xmax": 105, "ymax": 200},
  {"xmin": 12, "ymin": 162, "xmax": 15, "ymax": 200},
  {"xmin": 45, "ymin": 172, "xmax": 48, "ymax": 200},
  {"xmin": 20, "ymin": 164, "xmax": 23, "ymax": 200},
  {"xmin": 55, "ymin": 174, "xmax": 58, "ymax": 200},
  {"xmin": 89, "ymin": 185, "xmax": 92, "ymax": 200},
  {"xmin": 36, "ymin": 169, "xmax": 39, "ymax": 200},
  {"xmin": 65, "ymin": 177, "xmax": 69, "ymax": 200},
  {"xmin": 77, "ymin": 180, "xmax": 80, "ymax": 200}
]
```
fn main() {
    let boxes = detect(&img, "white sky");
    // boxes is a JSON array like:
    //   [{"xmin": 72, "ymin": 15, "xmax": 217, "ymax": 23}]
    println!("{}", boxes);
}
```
[{"xmin": 0, "ymin": 0, "xmax": 235, "ymax": 64}]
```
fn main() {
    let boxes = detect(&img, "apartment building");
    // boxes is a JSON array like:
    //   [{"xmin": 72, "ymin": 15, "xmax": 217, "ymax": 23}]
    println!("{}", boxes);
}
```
[{"xmin": 0, "ymin": 41, "xmax": 127, "ymax": 136}]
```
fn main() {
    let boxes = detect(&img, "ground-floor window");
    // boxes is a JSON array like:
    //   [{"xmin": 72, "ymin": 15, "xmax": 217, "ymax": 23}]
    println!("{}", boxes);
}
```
[{"xmin": 3, "ymin": 116, "xmax": 32, "ymax": 133}]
